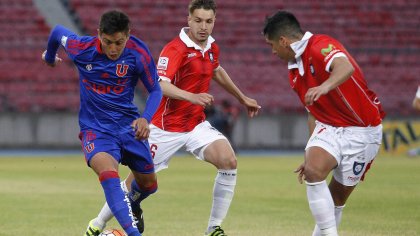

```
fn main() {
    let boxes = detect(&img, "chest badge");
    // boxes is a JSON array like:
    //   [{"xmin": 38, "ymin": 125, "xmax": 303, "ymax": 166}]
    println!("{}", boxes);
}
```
[
  {"xmin": 209, "ymin": 52, "xmax": 214, "ymax": 63},
  {"xmin": 116, "ymin": 64, "xmax": 129, "ymax": 77}
]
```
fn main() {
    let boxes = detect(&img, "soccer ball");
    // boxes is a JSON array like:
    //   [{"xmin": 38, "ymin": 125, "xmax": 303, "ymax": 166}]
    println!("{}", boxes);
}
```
[{"xmin": 99, "ymin": 229, "xmax": 126, "ymax": 236}]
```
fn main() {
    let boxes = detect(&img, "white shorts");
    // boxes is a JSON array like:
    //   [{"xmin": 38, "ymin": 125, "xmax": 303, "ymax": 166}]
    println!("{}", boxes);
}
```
[
  {"xmin": 148, "ymin": 121, "xmax": 227, "ymax": 172},
  {"xmin": 306, "ymin": 121, "xmax": 383, "ymax": 186}
]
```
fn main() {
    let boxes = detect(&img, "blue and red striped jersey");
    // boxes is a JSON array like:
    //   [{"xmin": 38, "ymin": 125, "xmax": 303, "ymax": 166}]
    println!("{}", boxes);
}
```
[{"xmin": 45, "ymin": 25, "xmax": 162, "ymax": 134}]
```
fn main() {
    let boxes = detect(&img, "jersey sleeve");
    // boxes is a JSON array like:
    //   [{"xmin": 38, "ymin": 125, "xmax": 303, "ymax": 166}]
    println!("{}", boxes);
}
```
[
  {"xmin": 310, "ymin": 36, "xmax": 347, "ymax": 73},
  {"xmin": 45, "ymin": 25, "xmax": 80, "ymax": 63},
  {"xmin": 137, "ymin": 50, "xmax": 163, "ymax": 123},
  {"xmin": 156, "ymin": 44, "xmax": 183, "ymax": 81}
]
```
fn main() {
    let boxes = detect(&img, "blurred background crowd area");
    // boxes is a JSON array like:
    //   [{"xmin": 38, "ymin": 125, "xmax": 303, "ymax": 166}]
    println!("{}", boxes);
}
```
[{"xmin": 0, "ymin": 0, "xmax": 419, "ymax": 117}]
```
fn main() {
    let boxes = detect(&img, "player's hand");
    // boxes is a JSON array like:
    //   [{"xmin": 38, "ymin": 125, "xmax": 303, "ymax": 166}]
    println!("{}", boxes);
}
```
[
  {"xmin": 304, "ymin": 85, "xmax": 329, "ymax": 106},
  {"xmin": 41, "ymin": 50, "xmax": 62, "ymax": 67},
  {"xmin": 131, "ymin": 118, "xmax": 150, "ymax": 140},
  {"xmin": 294, "ymin": 162, "xmax": 306, "ymax": 184},
  {"xmin": 189, "ymin": 93, "xmax": 214, "ymax": 107},
  {"xmin": 242, "ymin": 96, "xmax": 261, "ymax": 118}
]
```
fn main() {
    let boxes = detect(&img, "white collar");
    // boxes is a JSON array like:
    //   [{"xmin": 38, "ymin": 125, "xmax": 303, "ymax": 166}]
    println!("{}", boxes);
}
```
[
  {"xmin": 288, "ymin": 31, "xmax": 313, "ymax": 76},
  {"xmin": 179, "ymin": 27, "xmax": 215, "ymax": 55}
]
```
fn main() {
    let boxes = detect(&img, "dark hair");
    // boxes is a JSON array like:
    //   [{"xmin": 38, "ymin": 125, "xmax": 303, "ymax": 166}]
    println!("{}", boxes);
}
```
[
  {"xmin": 263, "ymin": 11, "xmax": 303, "ymax": 40},
  {"xmin": 99, "ymin": 10, "xmax": 130, "ymax": 35},
  {"xmin": 188, "ymin": 0, "xmax": 217, "ymax": 15}
]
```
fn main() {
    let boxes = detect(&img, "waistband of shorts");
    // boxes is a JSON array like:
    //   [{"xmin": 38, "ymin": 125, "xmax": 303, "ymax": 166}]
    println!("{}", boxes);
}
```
[{"xmin": 316, "ymin": 121, "xmax": 382, "ymax": 134}]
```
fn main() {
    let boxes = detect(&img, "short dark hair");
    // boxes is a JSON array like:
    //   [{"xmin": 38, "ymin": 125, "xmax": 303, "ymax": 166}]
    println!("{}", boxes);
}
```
[
  {"xmin": 99, "ymin": 10, "xmax": 130, "ymax": 35},
  {"xmin": 188, "ymin": 0, "xmax": 217, "ymax": 15},
  {"xmin": 263, "ymin": 11, "xmax": 303, "ymax": 40}
]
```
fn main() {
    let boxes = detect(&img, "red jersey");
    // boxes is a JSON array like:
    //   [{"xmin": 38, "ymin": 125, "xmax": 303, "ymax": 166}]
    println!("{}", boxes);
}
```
[
  {"xmin": 288, "ymin": 33, "xmax": 385, "ymax": 127},
  {"xmin": 152, "ymin": 28, "xmax": 220, "ymax": 132}
]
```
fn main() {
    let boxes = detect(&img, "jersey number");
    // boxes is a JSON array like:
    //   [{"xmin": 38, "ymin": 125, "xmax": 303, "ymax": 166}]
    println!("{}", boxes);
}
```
[{"xmin": 150, "ymin": 144, "xmax": 158, "ymax": 158}]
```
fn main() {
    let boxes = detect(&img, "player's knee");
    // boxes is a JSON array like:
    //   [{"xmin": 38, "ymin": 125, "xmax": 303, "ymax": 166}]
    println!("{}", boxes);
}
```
[
  {"xmin": 137, "ymin": 179, "xmax": 158, "ymax": 194},
  {"xmin": 220, "ymin": 153, "xmax": 237, "ymax": 169},
  {"xmin": 303, "ymin": 165, "xmax": 328, "ymax": 182}
]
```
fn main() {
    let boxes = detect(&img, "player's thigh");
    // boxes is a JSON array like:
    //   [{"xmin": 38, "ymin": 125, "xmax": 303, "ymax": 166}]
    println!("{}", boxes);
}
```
[
  {"xmin": 333, "ymin": 128, "xmax": 381, "ymax": 186},
  {"xmin": 204, "ymin": 139, "xmax": 236, "ymax": 169},
  {"xmin": 79, "ymin": 130, "xmax": 121, "ymax": 171},
  {"xmin": 148, "ymin": 124, "xmax": 187, "ymax": 172},
  {"xmin": 186, "ymin": 121, "xmax": 233, "ymax": 161},
  {"xmin": 305, "ymin": 123, "xmax": 341, "ymax": 181},
  {"xmin": 304, "ymin": 146, "xmax": 337, "ymax": 182},
  {"xmin": 120, "ymin": 131, "xmax": 155, "ymax": 174}
]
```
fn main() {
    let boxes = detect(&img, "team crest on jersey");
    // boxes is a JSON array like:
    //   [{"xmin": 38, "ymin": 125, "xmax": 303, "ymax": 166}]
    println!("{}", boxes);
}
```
[
  {"xmin": 209, "ymin": 52, "xmax": 214, "ymax": 63},
  {"xmin": 157, "ymin": 57, "xmax": 169, "ymax": 70},
  {"xmin": 310, "ymin": 64, "xmax": 315, "ymax": 75},
  {"xmin": 116, "ymin": 64, "xmax": 129, "ymax": 77},
  {"xmin": 84, "ymin": 142, "xmax": 95, "ymax": 153},
  {"xmin": 86, "ymin": 64, "xmax": 92, "ymax": 71},
  {"xmin": 353, "ymin": 161, "xmax": 365, "ymax": 175}
]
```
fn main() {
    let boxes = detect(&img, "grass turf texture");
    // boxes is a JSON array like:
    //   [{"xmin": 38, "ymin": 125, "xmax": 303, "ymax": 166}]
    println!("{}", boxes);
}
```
[{"xmin": 0, "ymin": 154, "xmax": 419, "ymax": 235}]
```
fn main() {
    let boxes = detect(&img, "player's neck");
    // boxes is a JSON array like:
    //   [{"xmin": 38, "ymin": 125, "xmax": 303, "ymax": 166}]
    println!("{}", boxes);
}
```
[{"xmin": 187, "ymin": 31, "xmax": 207, "ymax": 49}]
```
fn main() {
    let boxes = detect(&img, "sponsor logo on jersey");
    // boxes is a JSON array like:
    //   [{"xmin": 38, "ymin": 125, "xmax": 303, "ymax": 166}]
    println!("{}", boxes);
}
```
[
  {"xmin": 83, "ymin": 78, "xmax": 128, "ymax": 94},
  {"xmin": 321, "ymin": 44, "xmax": 335, "ymax": 56},
  {"xmin": 157, "ymin": 57, "xmax": 169, "ymax": 70},
  {"xmin": 116, "ymin": 64, "xmax": 129, "ymax": 77},
  {"xmin": 353, "ymin": 161, "xmax": 365, "ymax": 175}
]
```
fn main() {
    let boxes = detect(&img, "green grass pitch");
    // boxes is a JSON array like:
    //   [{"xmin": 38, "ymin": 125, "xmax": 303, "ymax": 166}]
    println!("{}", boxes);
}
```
[{"xmin": 0, "ymin": 153, "xmax": 419, "ymax": 235}]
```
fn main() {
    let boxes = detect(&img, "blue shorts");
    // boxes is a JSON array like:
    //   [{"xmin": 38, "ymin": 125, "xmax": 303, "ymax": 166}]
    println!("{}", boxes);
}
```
[{"xmin": 79, "ymin": 129, "xmax": 154, "ymax": 174}]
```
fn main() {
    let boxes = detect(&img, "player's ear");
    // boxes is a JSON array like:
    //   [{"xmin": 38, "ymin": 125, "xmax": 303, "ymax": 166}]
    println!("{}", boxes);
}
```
[
  {"xmin": 97, "ymin": 29, "xmax": 101, "ymax": 39},
  {"xmin": 279, "ymin": 36, "xmax": 289, "ymax": 48}
]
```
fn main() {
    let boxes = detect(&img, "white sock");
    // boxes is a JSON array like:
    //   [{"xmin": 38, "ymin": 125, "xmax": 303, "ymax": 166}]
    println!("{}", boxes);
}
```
[
  {"xmin": 306, "ymin": 180, "xmax": 337, "ymax": 236},
  {"xmin": 92, "ymin": 180, "xmax": 129, "ymax": 228},
  {"xmin": 312, "ymin": 205, "xmax": 345, "ymax": 236},
  {"xmin": 206, "ymin": 169, "xmax": 237, "ymax": 233}
]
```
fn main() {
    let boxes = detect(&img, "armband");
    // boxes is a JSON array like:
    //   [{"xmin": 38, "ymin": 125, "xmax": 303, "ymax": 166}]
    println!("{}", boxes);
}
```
[{"xmin": 416, "ymin": 86, "xmax": 420, "ymax": 99}]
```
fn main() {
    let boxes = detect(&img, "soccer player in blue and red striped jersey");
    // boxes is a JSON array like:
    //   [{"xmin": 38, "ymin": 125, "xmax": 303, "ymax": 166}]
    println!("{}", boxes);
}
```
[{"xmin": 42, "ymin": 10, "xmax": 162, "ymax": 236}]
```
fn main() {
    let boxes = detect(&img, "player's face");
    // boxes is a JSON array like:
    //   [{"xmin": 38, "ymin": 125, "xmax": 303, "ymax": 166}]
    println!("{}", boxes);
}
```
[
  {"xmin": 98, "ymin": 31, "xmax": 129, "ymax": 60},
  {"xmin": 265, "ymin": 36, "xmax": 295, "ymax": 62},
  {"xmin": 187, "ymin": 8, "xmax": 215, "ymax": 45}
]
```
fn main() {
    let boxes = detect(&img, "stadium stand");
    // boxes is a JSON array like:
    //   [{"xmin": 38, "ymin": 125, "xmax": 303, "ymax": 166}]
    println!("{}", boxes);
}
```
[
  {"xmin": 0, "ymin": 0, "xmax": 79, "ymax": 112},
  {"xmin": 2, "ymin": 0, "xmax": 419, "ymax": 115}
]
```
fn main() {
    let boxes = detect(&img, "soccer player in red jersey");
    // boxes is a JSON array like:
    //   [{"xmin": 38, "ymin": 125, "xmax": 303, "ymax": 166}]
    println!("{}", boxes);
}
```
[
  {"xmin": 86, "ymin": 1, "xmax": 260, "ymax": 235},
  {"xmin": 263, "ymin": 11, "xmax": 385, "ymax": 236}
]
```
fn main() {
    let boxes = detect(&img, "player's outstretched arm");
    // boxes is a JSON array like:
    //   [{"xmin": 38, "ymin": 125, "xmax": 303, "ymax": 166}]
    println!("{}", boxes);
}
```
[
  {"xmin": 159, "ymin": 80, "xmax": 214, "ymax": 107},
  {"xmin": 42, "ymin": 25, "xmax": 75, "ymax": 67},
  {"xmin": 41, "ymin": 50, "xmax": 62, "ymax": 67},
  {"xmin": 213, "ymin": 66, "xmax": 261, "ymax": 117}
]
